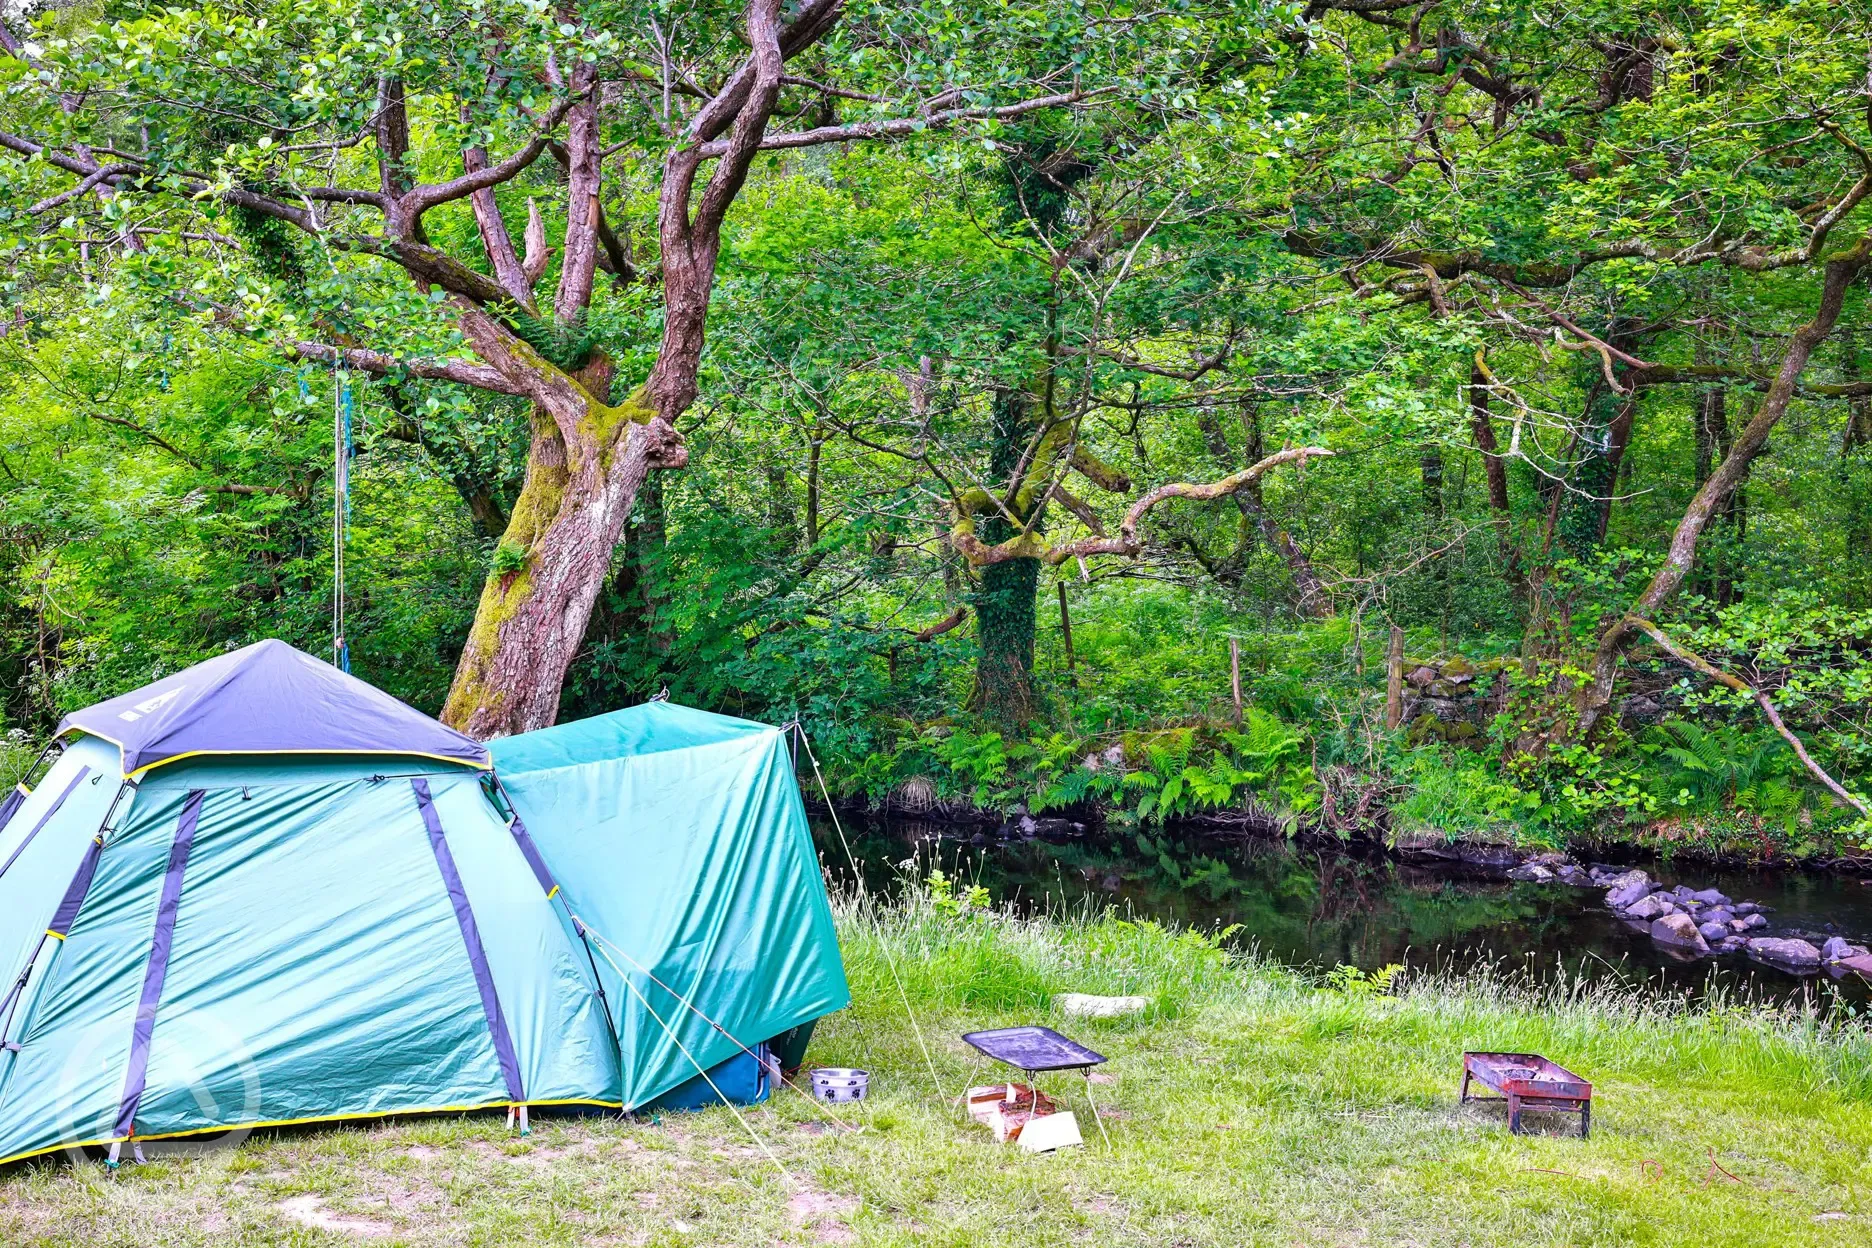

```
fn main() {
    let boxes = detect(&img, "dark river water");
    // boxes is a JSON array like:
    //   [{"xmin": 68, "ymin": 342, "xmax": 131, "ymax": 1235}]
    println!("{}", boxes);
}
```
[{"xmin": 812, "ymin": 816, "xmax": 1872, "ymax": 1011}]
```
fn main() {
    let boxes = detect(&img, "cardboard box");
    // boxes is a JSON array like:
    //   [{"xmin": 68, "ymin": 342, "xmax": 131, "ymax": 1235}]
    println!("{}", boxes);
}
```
[{"xmin": 1017, "ymin": 1110, "xmax": 1083, "ymax": 1153}]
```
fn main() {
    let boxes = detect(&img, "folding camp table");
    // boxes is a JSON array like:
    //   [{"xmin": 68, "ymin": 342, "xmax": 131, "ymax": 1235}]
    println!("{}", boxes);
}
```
[{"xmin": 961, "ymin": 1026, "xmax": 1111, "ymax": 1145}]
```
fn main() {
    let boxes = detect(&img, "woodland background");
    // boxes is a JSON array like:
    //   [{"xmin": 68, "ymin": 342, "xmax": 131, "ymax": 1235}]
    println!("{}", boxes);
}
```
[{"xmin": 3, "ymin": 0, "xmax": 1871, "ymax": 858}]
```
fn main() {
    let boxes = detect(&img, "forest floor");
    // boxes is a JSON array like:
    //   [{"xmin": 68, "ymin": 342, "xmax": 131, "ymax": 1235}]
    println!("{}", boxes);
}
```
[{"xmin": 2, "ymin": 897, "xmax": 1870, "ymax": 1247}]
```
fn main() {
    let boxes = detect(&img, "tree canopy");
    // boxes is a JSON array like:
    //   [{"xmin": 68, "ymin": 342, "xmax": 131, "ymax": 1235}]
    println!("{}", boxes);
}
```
[{"xmin": 5, "ymin": 0, "xmax": 1871, "ymax": 852}]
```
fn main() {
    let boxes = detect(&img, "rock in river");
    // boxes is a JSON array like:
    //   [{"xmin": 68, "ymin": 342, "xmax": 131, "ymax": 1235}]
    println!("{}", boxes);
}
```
[
  {"xmin": 1820, "ymin": 937, "xmax": 1870, "ymax": 964},
  {"xmin": 1604, "ymin": 872, "xmax": 1653, "ymax": 910},
  {"xmin": 1651, "ymin": 913, "xmax": 1711, "ymax": 955},
  {"xmin": 1690, "ymin": 888, "xmax": 1731, "ymax": 907},
  {"xmin": 1698, "ymin": 921, "xmax": 1730, "ymax": 944},
  {"xmin": 1624, "ymin": 893, "xmax": 1672, "ymax": 920},
  {"xmin": 1746, "ymin": 937, "xmax": 1822, "ymax": 973}
]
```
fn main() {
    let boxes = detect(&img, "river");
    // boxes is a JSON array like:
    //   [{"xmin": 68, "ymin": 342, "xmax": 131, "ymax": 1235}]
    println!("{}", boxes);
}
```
[{"xmin": 812, "ymin": 816, "xmax": 1872, "ymax": 1010}]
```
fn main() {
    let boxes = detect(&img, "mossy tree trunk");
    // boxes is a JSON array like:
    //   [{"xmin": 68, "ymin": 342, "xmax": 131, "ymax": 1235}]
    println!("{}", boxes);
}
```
[
  {"xmin": 440, "ymin": 337, "xmax": 687, "ymax": 737},
  {"xmin": 969, "ymin": 388, "xmax": 1042, "ymax": 727},
  {"xmin": 440, "ymin": 0, "xmax": 812, "ymax": 737},
  {"xmin": 3, "ymin": 0, "xmax": 1098, "ymax": 737}
]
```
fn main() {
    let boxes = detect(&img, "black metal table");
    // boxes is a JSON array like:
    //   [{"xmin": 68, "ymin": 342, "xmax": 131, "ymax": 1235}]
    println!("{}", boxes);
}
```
[{"xmin": 961, "ymin": 1026, "xmax": 1110, "ymax": 1146}]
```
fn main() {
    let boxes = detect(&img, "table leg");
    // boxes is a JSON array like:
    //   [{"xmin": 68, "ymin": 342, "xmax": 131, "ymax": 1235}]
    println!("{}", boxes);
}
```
[
  {"xmin": 1459, "ymin": 1070, "xmax": 1471, "ymax": 1104},
  {"xmin": 1508, "ymin": 1093, "xmax": 1523, "ymax": 1135},
  {"xmin": 1082, "ymin": 1070, "xmax": 1112, "ymax": 1150},
  {"xmin": 1579, "ymin": 1102, "xmax": 1591, "ymax": 1140}
]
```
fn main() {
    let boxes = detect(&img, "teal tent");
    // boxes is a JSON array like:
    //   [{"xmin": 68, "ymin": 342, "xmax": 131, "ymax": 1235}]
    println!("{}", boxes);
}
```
[{"xmin": 0, "ymin": 641, "xmax": 847, "ymax": 1166}]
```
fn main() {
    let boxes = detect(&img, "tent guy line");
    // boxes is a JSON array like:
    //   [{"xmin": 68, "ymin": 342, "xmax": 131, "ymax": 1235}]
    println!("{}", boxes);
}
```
[
  {"xmin": 583, "ymin": 934, "xmax": 793, "ymax": 1182},
  {"xmin": 797, "ymin": 725, "xmax": 946, "ymax": 1099}
]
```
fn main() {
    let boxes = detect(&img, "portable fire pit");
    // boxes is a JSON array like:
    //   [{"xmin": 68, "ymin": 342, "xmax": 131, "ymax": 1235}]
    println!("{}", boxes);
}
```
[
  {"xmin": 1460, "ymin": 1052, "xmax": 1592, "ymax": 1138},
  {"xmin": 961, "ymin": 1026, "xmax": 1110, "ymax": 1149}
]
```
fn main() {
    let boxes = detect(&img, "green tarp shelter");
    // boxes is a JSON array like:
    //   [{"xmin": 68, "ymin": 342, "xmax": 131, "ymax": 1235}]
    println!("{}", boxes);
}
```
[{"xmin": 0, "ymin": 640, "xmax": 847, "ymax": 1166}]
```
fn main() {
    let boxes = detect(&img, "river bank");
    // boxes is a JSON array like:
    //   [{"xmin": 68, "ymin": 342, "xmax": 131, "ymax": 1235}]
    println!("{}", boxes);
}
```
[
  {"xmin": 5, "ymin": 895, "xmax": 1867, "ymax": 1246},
  {"xmin": 812, "ymin": 791, "xmax": 1872, "ymax": 877},
  {"xmin": 812, "ymin": 813, "xmax": 1872, "ymax": 1011}
]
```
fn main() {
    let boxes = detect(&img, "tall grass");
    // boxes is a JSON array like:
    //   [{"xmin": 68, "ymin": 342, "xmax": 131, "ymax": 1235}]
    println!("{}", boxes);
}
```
[{"xmin": 833, "ymin": 880, "xmax": 1872, "ymax": 1107}]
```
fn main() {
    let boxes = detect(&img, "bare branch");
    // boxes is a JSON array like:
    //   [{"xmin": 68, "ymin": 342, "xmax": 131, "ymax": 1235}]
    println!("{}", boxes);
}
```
[
  {"xmin": 28, "ymin": 163, "xmax": 134, "ymax": 215},
  {"xmin": 954, "ymin": 447, "xmax": 1334, "ymax": 566},
  {"xmin": 462, "ymin": 121, "xmax": 534, "ymax": 309},
  {"xmin": 398, "ymin": 96, "xmax": 577, "ymax": 223},
  {"xmin": 522, "ymin": 199, "xmax": 552, "ymax": 287},
  {"xmin": 908, "ymin": 607, "xmax": 968, "ymax": 642},
  {"xmin": 694, "ymin": 88, "xmax": 1106, "ymax": 157},
  {"xmin": 285, "ymin": 341, "xmax": 525, "ymax": 394},
  {"xmin": 1632, "ymin": 618, "xmax": 1868, "ymax": 817}
]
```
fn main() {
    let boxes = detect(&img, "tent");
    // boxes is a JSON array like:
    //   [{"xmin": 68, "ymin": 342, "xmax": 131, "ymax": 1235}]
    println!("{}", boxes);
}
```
[{"xmin": 0, "ymin": 640, "xmax": 847, "ymax": 1166}]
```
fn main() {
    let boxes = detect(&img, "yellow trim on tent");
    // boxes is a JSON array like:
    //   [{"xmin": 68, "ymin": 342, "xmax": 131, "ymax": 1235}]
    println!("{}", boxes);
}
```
[
  {"xmin": 12, "ymin": 783, "xmax": 27, "ymax": 798},
  {"xmin": 0, "ymin": 1097, "xmax": 625, "ymax": 1165},
  {"xmin": 124, "ymin": 1098, "xmax": 627, "ymax": 1144},
  {"xmin": 44, "ymin": 930, "xmax": 65, "ymax": 941},
  {"xmin": 0, "ymin": 1134, "xmax": 118, "ymax": 1168},
  {"xmin": 59, "ymin": 725, "xmax": 491, "ymax": 780}
]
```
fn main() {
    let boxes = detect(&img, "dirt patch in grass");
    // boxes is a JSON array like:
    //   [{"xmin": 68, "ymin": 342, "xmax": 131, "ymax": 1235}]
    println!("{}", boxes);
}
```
[
  {"xmin": 276, "ymin": 1194, "xmax": 395, "ymax": 1238},
  {"xmin": 789, "ymin": 1186, "xmax": 860, "ymax": 1243}
]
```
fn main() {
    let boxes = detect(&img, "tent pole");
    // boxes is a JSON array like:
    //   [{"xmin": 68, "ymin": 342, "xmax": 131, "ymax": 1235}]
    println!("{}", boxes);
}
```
[
  {"xmin": 487, "ymin": 773, "xmax": 625, "ymax": 1067},
  {"xmin": 5, "ymin": 735, "xmax": 63, "ymax": 798},
  {"xmin": 0, "ymin": 780, "xmax": 135, "ymax": 1048}
]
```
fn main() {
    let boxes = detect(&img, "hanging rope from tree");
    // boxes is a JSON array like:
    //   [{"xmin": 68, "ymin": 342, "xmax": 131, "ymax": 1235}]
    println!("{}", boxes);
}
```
[{"xmin": 332, "ymin": 370, "xmax": 354, "ymax": 673}]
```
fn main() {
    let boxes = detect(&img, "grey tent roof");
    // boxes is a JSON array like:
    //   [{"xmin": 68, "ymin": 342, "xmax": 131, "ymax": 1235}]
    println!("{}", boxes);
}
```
[{"xmin": 58, "ymin": 639, "xmax": 489, "ymax": 777}]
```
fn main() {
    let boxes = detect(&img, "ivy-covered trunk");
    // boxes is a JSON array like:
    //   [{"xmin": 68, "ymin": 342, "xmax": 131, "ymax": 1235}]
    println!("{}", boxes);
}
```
[
  {"xmin": 972, "ymin": 544, "xmax": 1041, "ymax": 727},
  {"xmin": 1559, "ymin": 375, "xmax": 1637, "ymax": 557},
  {"xmin": 969, "ymin": 388, "xmax": 1042, "ymax": 727}
]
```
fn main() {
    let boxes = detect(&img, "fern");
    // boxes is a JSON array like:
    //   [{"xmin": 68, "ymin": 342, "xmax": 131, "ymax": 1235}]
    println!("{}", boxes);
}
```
[
  {"xmin": 507, "ymin": 308, "xmax": 600, "ymax": 372},
  {"xmin": 1037, "ymin": 766, "xmax": 1095, "ymax": 810},
  {"xmin": 1120, "ymin": 769, "xmax": 1162, "ymax": 793},
  {"xmin": 1642, "ymin": 721, "xmax": 1809, "ymax": 820}
]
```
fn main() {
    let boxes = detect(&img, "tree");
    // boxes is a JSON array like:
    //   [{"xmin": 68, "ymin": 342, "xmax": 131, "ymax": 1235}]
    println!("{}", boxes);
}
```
[{"xmin": 1, "ymin": 0, "xmax": 1122, "ymax": 736}]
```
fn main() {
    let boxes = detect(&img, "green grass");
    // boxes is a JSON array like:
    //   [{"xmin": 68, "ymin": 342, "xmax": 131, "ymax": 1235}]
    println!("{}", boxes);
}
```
[{"xmin": 4, "ymin": 891, "xmax": 1871, "ymax": 1246}]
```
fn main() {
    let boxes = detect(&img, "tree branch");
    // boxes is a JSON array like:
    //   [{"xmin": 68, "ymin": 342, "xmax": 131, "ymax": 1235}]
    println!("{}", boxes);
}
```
[
  {"xmin": 1579, "ymin": 234, "xmax": 1872, "ymax": 738},
  {"xmin": 462, "ymin": 125, "xmax": 535, "ymax": 309},
  {"xmin": 954, "ymin": 447, "xmax": 1334, "ymax": 566},
  {"xmin": 285, "ymin": 341, "xmax": 525, "ymax": 394},
  {"xmin": 695, "ymin": 88, "xmax": 1105, "ymax": 157},
  {"xmin": 907, "ymin": 607, "xmax": 968, "ymax": 642},
  {"xmin": 398, "ymin": 96, "xmax": 577, "ymax": 224},
  {"xmin": 1631, "ymin": 618, "xmax": 1868, "ymax": 818}
]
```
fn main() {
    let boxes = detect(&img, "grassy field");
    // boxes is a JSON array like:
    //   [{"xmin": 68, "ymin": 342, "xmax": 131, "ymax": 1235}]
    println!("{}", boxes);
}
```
[{"xmin": 3, "ymin": 890, "xmax": 1871, "ymax": 1247}]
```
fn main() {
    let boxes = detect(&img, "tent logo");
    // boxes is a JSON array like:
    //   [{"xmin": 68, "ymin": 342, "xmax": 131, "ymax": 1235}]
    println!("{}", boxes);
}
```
[
  {"xmin": 117, "ymin": 687, "xmax": 184, "ymax": 724},
  {"xmin": 51, "ymin": 1001, "xmax": 262, "ymax": 1165}
]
